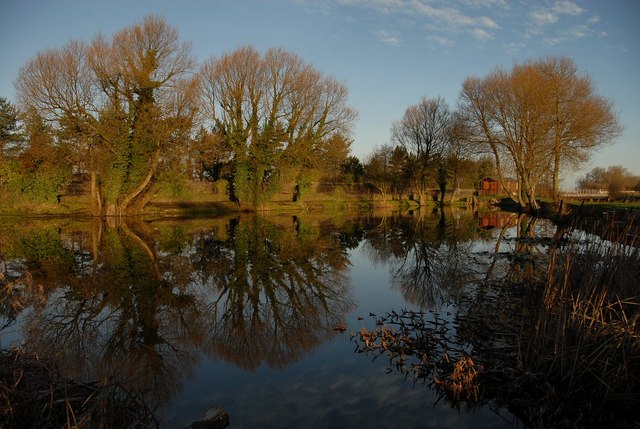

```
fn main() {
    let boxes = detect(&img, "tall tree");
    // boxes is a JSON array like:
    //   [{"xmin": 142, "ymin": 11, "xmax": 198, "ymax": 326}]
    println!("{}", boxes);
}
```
[
  {"xmin": 364, "ymin": 144, "xmax": 395, "ymax": 201},
  {"xmin": 15, "ymin": 39, "xmax": 100, "ymax": 211},
  {"xmin": 437, "ymin": 112, "xmax": 472, "ymax": 204},
  {"xmin": 14, "ymin": 16, "xmax": 199, "ymax": 216},
  {"xmin": 539, "ymin": 56, "xmax": 621, "ymax": 201},
  {"xmin": 459, "ymin": 57, "xmax": 621, "ymax": 211},
  {"xmin": 200, "ymin": 46, "xmax": 356, "ymax": 209},
  {"xmin": 0, "ymin": 97, "xmax": 23, "ymax": 159},
  {"xmin": 341, "ymin": 155, "xmax": 365, "ymax": 186},
  {"xmin": 391, "ymin": 96, "xmax": 452, "ymax": 205},
  {"xmin": 460, "ymin": 66, "xmax": 555, "ymax": 211}
]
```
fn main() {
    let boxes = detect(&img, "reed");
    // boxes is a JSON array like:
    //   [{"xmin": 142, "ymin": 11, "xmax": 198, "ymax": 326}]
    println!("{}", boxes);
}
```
[
  {"xmin": 522, "ymin": 214, "xmax": 640, "ymax": 419},
  {"xmin": 353, "ymin": 213, "xmax": 640, "ymax": 427},
  {"xmin": 0, "ymin": 348, "xmax": 158, "ymax": 429}
]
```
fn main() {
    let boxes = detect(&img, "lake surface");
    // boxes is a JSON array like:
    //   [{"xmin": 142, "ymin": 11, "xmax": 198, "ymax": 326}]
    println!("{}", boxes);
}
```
[{"xmin": 0, "ymin": 209, "xmax": 575, "ymax": 428}]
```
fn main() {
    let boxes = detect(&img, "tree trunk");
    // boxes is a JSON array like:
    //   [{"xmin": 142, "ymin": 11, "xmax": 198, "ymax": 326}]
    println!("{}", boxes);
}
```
[
  {"xmin": 489, "ymin": 143, "xmax": 519, "ymax": 205},
  {"xmin": 106, "ymin": 203, "xmax": 118, "ymax": 217},
  {"xmin": 416, "ymin": 188, "xmax": 426, "ymax": 206},
  {"xmin": 90, "ymin": 168, "xmax": 102, "ymax": 217},
  {"xmin": 552, "ymin": 97, "xmax": 562, "ymax": 203},
  {"xmin": 91, "ymin": 217, "xmax": 102, "ymax": 263},
  {"xmin": 552, "ymin": 152, "xmax": 561, "ymax": 203},
  {"xmin": 119, "ymin": 149, "xmax": 160, "ymax": 214}
]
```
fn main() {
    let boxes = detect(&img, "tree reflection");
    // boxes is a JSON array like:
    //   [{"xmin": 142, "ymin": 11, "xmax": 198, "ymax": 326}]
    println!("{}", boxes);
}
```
[
  {"xmin": 196, "ymin": 216, "xmax": 354, "ymax": 369},
  {"xmin": 362, "ymin": 208, "xmax": 482, "ymax": 309},
  {"xmin": 0, "ymin": 214, "xmax": 355, "ymax": 411},
  {"xmin": 353, "ymin": 213, "xmax": 640, "ymax": 427},
  {"xmin": 481, "ymin": 213, "xmax": 552, "ymax": 286}
]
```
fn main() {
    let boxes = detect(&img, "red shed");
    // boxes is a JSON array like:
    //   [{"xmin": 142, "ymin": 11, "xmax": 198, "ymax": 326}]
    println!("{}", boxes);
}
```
[{"xmin": 478, "ymin": 177, "xmax": 518, "ymax": 196}]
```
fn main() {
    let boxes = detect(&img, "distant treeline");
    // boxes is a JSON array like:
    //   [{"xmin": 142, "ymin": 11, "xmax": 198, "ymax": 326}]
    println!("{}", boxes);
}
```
[{"xmin": 0, "ymin": 16, "xmax": 622, "ymax": 214}]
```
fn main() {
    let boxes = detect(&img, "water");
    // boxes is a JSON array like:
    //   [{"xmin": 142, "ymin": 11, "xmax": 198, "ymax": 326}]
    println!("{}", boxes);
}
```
[{"xmin": 0, "ymin": 210, "xmax": 563, "ymax": 428}]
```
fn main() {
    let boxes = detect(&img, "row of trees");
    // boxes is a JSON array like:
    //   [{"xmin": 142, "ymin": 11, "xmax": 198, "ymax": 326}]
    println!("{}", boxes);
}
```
[
  {"xmin": 577, "ymin": 165, "xmax": 640, "ymax": 196},
  {"xmin": 368, "ymin": 57, "xmax": 622, "ymax": 211},
  {"xmin": 2, "ymin": 15, "xmax": 355, "ymax": 215},
  {"xmin": 0, "ymin": 15, "xmax": 625, "ymax": 214}
]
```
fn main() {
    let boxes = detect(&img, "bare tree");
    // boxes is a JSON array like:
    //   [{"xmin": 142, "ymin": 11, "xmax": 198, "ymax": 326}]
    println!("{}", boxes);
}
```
[
  {"xmin": 15, "ymin": 39, "xmax": 100, "ymax": 211},
  {"xmin": 364, "ymin": 144, "xmax": 395, "ymax": 201},
  {"xmin": 538, "ymin": 56, "xmax": 622, "ymax": 201},
  {"xmin": 15, "ymin": 15, "xmax": 198, "ymax": 216},
  {"xmin": 459, "ymin": 57, "xmax": 621, "ymax": 211},
  {"xmin": 391, "ymin": 96, "xmax": 452, "ymax": 205},
  {"xmin": 460, "ymin": 66, "xmax": 554, "ymax": 211},
  {"xmin": 200, "ymin": 46, "xmax": 357, "ymax": 208},
  {"xmin": 578, "ymin": 165, "xmax": 639, "ymax": 197}
]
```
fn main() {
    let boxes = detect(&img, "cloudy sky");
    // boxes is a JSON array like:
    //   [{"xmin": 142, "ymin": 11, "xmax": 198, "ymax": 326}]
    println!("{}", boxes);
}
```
[{"xmin": 1, "ymin": 0, "xmax": 638, "ymax": 186}]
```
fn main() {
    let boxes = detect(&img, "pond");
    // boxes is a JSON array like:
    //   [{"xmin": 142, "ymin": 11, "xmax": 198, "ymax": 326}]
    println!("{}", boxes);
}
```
[{"xmin": 0, "ymin": 209, "xmax": 637, "ymax": 428}]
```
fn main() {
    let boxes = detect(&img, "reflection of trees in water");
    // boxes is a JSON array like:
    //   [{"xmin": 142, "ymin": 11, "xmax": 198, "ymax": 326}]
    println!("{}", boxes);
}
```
[
  {"xmin": 8, "ymin": 219, "xmax": 199, "ymax": 408},
  {"xmin": 354, "ymin": 214, "xmax": 640, "ymax": 428},
  {"xmin": 481, "ymin": 213, "xmax": 552, "ymax": 287},
  {"xmin": 196, "ymin": 217, "xmax": 354, "ymax": 370},
  {"xmin": 362, "ymin": 208, "xmax": 482, "ymax": 309},
  {"xmin": 0, "ymin": 215, "xmax": 355, "ymax": 408}
]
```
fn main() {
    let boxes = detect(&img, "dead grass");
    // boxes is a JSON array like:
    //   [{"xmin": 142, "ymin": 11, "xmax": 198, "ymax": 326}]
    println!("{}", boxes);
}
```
[
  {"xmin": 0, "ymin": 348, "xmax": 158, "ymax": 429},
  {"xmin": 353, "ymin": 214, "xmax": 640, "ymax": 428}
]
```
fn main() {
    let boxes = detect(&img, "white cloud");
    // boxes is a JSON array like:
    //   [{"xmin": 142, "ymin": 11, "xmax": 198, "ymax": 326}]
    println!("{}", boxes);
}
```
[
  {"xmin": 337, "ymin": 0, "xmax": 405, "ymax": 14},
  {"xmin": 408, "ymin": 0, "xmax": 498, "ymax": 30},
  {"xmin": 526, "ymin": 0, "xmax": 598, "ymax": 43},
  {"xmin": 425, "ymin": 34, "xmax": 456, "ymax": 47},
  {"xmin": 502, "ymin": 41, "xmax": 525, "ymax": 55},
  {"xmin": 568, "ymin": 24, "xmax": 587, "ymax": 38},
  {"xmin": 552, "ymin": 1, "xmax": 584, "ymax": 16},
  {"xmin": 374, "ymin": 29, "xmax": 403, "ymax": 46},
  {"xmin": 337, "ymin": 0, "xmax": 498, "ymax": 31},
  {"xmin": 333, "ymin": 0, "xmax": 500, "ymax": 48},
  {"xmin": 471, "ymin": 28, "xmax": 493, "ymax": 41},
  {"xmin": 531, "ymin": 10, "xmax": 559, "ymax": 26},
  {"xmin": 459, "ymin": 0, "xmax": 508, "ymax": 9},
  {"xmin": 529, "ymin": 0, "xmax": 586, "ymax": 29},
  {"xmin": 542, "ymin": 22, "xmax": 598, "ymax": 46}
]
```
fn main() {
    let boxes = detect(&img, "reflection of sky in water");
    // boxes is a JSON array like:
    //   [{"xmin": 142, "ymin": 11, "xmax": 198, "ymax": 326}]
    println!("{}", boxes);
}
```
[
  {"xmin": 163, "ymin": 241, "xmax": 515, "ymax": 428},
  {"xmin": 1, "ymin": 213, "xmax": 561, "ymax": 428}
]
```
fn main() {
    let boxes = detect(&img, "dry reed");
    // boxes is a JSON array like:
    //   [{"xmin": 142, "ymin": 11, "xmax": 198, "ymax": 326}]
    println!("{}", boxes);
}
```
[
  {"xmin": 0, "ymin": 347, "xmax": 158, "ymax": 429},
  {"xmin": 353, "ymin": 213, "xmax": 640, "ymax": 428}
]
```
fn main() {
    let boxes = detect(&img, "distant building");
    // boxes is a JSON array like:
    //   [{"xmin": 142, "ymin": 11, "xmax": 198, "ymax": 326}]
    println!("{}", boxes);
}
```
[{"xmin": 478, "ymin": 177, "xmax": 518, "ymax": 196}]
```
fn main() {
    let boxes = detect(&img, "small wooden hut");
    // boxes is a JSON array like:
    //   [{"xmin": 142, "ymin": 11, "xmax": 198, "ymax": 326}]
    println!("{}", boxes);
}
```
[{"xmin": 478, "ymin": 177, "xmax": 518, "ymax": 196}]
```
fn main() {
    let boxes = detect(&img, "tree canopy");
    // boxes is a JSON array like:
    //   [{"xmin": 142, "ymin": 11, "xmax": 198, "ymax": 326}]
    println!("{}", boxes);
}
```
[
  {"xmin": 0, "ymin": 97, "xmax": 23, "ymax": 159},
  {"xmin": 7, "ymin": 17, "xmax": 358, "ymax": 213},
  {"xmin": 199, "ymin": 46, "xmax": 356, "ymax": 208},
  {"xmin": 14, "ymin": 15, "xmax": 199, "ymax": 215},
  {"xmin": 459, "ymin": 56, "xmax": 621, "ymax": 211},
  {"xmin": 3, "ymin": 25, "xmax": 627, "ymax": 214},
  {"xmin": 578, "ymin": 165, "xmax": 640, "ymax": 196}
]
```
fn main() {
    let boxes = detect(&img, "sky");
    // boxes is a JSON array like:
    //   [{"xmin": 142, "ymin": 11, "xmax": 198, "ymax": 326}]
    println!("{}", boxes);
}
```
[{"xmin": 1, "ymin": 0, "xmax": 638, "ymax": 188}]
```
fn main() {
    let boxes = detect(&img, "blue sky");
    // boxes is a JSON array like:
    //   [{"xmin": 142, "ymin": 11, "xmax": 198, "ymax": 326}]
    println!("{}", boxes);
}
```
[{"xmin": 1, "ymin": 0, "xmax": 638, "ymax": 187}]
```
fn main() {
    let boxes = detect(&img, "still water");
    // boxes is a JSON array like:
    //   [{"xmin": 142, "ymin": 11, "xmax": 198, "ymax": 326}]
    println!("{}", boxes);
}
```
[{"xmin": 0, "ymin": 209, "xmax": 557, "ymax": 428}]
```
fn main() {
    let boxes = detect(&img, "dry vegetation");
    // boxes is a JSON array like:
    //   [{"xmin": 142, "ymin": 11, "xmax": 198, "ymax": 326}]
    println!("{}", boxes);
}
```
[
  {"xmin": 0, "ymin": 348, "xmax": 158, "ymax": 429},
  {"xmin": 353, "ymin": 214, "xmax": 639, "ymax": 428}
]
